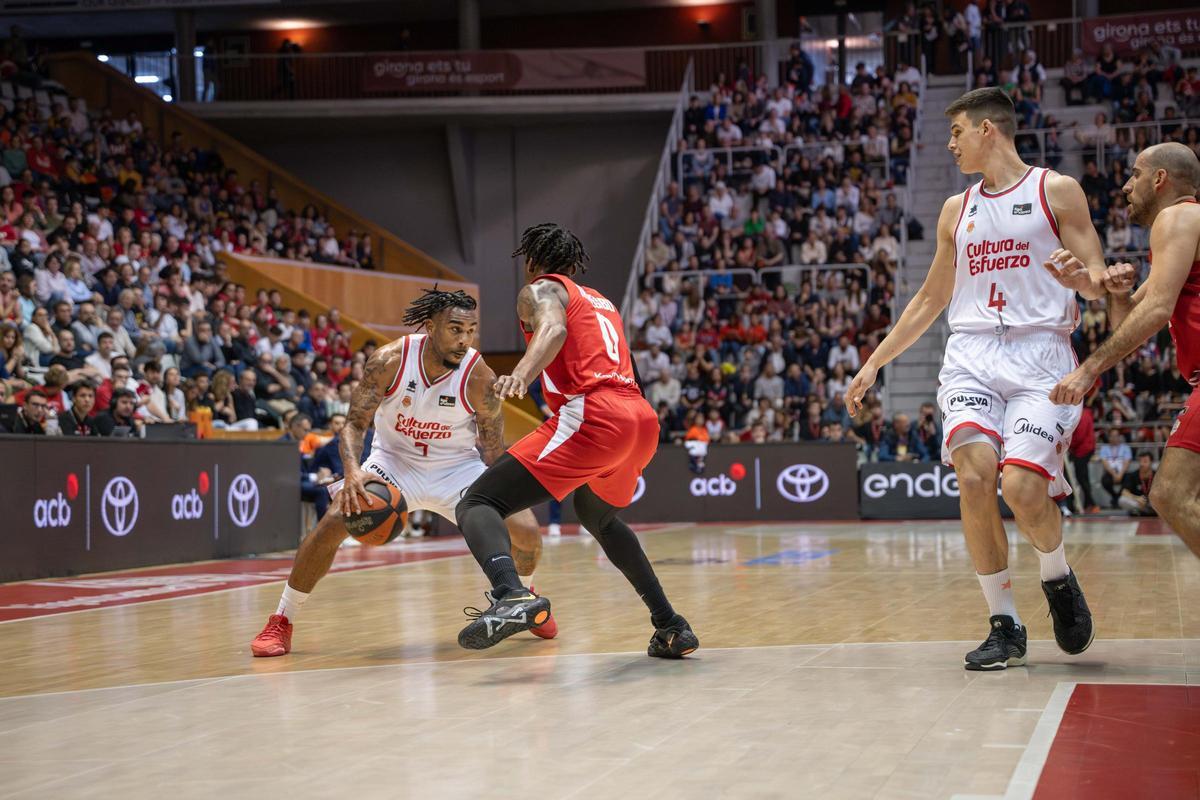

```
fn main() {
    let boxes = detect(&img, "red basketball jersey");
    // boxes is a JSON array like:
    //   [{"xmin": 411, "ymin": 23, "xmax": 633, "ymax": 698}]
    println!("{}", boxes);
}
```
[
  {"xmin": 521, "ymin": 273, "xmax": 639, "ymax": 412},
  {"xmin": 1168, "ymin": 255, "xmax": 1200, "ymax": 387}
]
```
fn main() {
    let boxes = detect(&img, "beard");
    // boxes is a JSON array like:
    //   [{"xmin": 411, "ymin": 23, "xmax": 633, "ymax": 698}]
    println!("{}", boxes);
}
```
[{"xmin": 1128, "ymin": 196, "xmax": 1149, "ymax": 225}]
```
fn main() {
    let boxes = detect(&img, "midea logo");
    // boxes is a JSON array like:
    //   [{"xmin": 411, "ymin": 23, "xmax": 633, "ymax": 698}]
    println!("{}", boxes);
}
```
[
  {"xmin": 101, "ymin": 476, "xmax": 139, "ymax": 537},
  {"xmin": 227, "ymin": 473, "xmax": 260, "ymax": 528}
]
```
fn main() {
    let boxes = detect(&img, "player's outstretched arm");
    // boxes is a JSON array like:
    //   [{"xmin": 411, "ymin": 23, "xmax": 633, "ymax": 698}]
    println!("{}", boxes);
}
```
[
  {"xmin": 496, "ymin": 281, "xmax": 569, "ymax": 401},
  {"xmin": 468, "ymin": 359, "xmax": 506, "ymax": 465},
  {"xmin": 845, "ymin": 193, "xmax": 961, "ymax": 415},
  {"xmin": 1043, "ymin": 173, "xmax": 1107, "ymax": 300},
  {"xmin": 336, "ymin": 341, "xmax": 401, "ymax": 515},
  {"xmin": 1050, "ymin": 205, "xmax": 1200, "ymax": 405}
]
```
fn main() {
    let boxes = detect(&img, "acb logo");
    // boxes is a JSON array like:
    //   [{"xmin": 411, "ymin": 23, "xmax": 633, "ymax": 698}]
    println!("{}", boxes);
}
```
[
  {"xmin": 171, "ymin": 471, "xmax": 210, "ymax": 521},
  {"xmin": 689, "ymin": 462, "xmax": 746, "ymax": 497},
  {"xmin": 33, "ymin": 473, "xmax": 80, "ymax": 529}
]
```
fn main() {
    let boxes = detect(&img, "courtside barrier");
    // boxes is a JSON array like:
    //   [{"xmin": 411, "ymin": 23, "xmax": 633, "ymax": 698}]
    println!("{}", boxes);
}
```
[
  {"xmin": 564, "ymin": 442, "xmax": 859, "ymax": 524},
  {"xmin": 860, "ymin": 461, "xmax": 1015, "ymax": 519},
  {"xmin": 1, "ymin": 437, "xmax": 298, "ymax": 581}
]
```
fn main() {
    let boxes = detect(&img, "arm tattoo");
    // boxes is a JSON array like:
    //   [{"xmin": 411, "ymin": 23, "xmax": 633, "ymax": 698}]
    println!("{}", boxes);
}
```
[
  {"xmin": 516, "ymin": 285, "xmax": 536, "ymax": 326},
  {"xmin": 340, "ymin": 350, "xmax": 390, "ymax": 471},
  {"xmin": 475, "ymin": 379, "xmax": 506, "ymax": 466}
]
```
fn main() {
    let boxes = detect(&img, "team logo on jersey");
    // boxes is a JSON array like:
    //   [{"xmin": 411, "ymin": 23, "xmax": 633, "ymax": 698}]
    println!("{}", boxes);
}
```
[
  {"xmin": 946, "ymin": 393, "xmax": 990, "ymax": 412},
  {"xmin": 966, "ymin": 221, "xmax": 975, "ymax": 233},
  {"xmin": 402, "ymin": 396, "xmax": 412, "ymax": 407},
  {"xmin": 438, "ymin": 395, "xmax": 456, "ymax": 407},
  {"xmin": 968, "ymin": 204, "xmax": 977, "ymax": 217},
  {"xmin": 1012, "ymin": 203, "xmax": 1032, "ymax": 215}
]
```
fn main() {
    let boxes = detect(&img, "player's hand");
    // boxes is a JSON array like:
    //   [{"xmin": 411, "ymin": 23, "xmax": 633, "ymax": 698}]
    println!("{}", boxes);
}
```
[
  {"xmin": 844, "ymin": 362, "xmax": 878, "ymax": 416},
  {"xmin": 1042, "ymin": 248, "xmax": 1095, "ymax": 293},
  {"xmin": 1049, "ymin": 364, "xmax": 1098, "ymax": 406},
  {"xmin": 1101, "ymin": 262, "xmax": 1136, "ymax": 295},
  {"xmin": 336, "ymin": 468, "xmax": 369, "ymax": 516},
  {"xmin": 493, "ymin": 372, "xmax": 528, "ymax": 401}
]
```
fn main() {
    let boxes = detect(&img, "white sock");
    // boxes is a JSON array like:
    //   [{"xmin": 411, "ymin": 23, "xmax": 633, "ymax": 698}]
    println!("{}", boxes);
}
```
[
  {"xmin": 977, "ymin": 569, "xmax": 1022, "ymax": 626},
  {"xmin": 1035, "ymin": 541, "xmax": 1070, "ymax": 583},
  {"xmin": 275, "ymin": 584, "xmax": 310, "ymax": 620}
]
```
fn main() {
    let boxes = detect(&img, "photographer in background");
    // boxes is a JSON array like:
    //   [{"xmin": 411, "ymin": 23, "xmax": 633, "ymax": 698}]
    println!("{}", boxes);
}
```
[
  {"xmin": 1117, "ymin": 452, "xmax": 1157, "ymax": 517},
  {"xmin": 94, "ymin": 388, "xmax": 141, "ymax": 437}
]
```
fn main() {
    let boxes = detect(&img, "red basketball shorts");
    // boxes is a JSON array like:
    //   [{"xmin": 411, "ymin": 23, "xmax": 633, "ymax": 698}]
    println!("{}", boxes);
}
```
[
  {"xmin": 1167, "ymin": 389, "xmax": 1200, "ymax": 454},
  {"xmin": 508, "ymin": 389, "xmax": 659, "ymax": 507}
]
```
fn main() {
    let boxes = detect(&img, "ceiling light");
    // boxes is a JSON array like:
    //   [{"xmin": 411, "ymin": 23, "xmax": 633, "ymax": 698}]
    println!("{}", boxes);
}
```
[
  {"xmin": 134, "ymin": 75, "xmax": 159, "ymax": 84},
  {"xmin": 97, "ymin": 54, "xmax": 109, "ymax": 63},
  {"xmin": 260, "ymin": 18, "xmax": 322, "ymax": 30}
]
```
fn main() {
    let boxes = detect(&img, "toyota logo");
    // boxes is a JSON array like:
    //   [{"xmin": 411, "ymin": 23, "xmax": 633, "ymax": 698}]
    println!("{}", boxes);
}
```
[
  {"xmin": 776, "ymin": 464, "xmax": 829, "ymax": 504},
  {"xmin": 101, "ymin": 476, "xmax": 139, "ymax": 537},
  {"xmin": 227, "ymin": 473, "xmax": 260, "ymax": 528}
]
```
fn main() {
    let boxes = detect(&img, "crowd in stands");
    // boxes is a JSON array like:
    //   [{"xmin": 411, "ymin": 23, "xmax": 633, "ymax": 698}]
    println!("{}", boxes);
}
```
[
  {"xmin": 627, "ymin": 51, "xmax": 928, "ymax": 459},
  {"xmin": 0, "ymin": 67, "xmax": 380, "ymax": 438},
  {"xmin": 0, "ymin": 32, "xmax": 392, "ymax": 432}
]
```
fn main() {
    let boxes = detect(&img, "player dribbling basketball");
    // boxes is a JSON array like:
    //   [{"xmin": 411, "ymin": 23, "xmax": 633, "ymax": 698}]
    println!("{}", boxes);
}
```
[
  {"xmin": 847, "ymin": 87, "xmax": 1111, "ymax": 670},
  {"xmin": 250, "ymin": 289, "xmax": 555, "ymax": 657}
]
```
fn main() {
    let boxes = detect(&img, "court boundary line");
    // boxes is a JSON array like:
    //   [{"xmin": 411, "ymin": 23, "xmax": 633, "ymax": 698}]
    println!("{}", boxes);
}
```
[
  {"xmin": 4, "ymin": 639, "xmax": 1196, "ymax": 704},
  {"xmin": 1002, "ymin": 681, "xmax": 1076, "ymax": 800}
]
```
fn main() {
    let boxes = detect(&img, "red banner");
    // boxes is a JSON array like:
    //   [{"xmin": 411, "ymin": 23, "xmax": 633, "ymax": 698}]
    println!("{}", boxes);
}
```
[
  {"xmin": 362, "ymin": 49, "xmax": 646, "ymax": 93},
  {"xmin": 1082, "ymin": 10, "xmax": 1200, "ymax": 57}
]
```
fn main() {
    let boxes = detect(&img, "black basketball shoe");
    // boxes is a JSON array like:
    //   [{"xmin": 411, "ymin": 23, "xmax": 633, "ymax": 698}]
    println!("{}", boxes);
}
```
[
  {"xmin": 964, "ymin": 615, "xmax": 1027, "ymax": 671},
  {"xmin": 1041, "ymin": 570, "xmax": 1094, "ymax": 655},
  {"xmin": 458, "ymin": 588, "xmax": 551, "ymax": 650},
  {"xmin": 647, "ymin": 614, "xmax": 699, "ymax": 659}
]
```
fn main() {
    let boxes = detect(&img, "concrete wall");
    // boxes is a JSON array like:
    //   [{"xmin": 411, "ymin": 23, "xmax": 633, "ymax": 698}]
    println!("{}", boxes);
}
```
[{"xmin": 210, "ymin": 115, "xmax": 667, "ymax": 350}]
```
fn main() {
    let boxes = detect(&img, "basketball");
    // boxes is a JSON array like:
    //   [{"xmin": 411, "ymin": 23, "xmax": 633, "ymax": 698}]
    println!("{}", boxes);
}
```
[{"xmin": 343, "ymin": 480, "xmax": 408, "ymax": 546}]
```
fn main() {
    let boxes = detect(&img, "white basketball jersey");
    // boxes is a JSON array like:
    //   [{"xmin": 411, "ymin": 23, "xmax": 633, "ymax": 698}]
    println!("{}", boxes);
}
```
[
  {"xmin": 948, "ymin": 166, "xmax": 1079, "ymax": 334},
  {"xmin": 369, "ymin": 334, "xmax": 483, "ymax": 466}
]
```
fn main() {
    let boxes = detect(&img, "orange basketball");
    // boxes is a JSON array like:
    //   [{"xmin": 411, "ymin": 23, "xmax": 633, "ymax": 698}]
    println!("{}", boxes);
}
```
[{"xmin": 343, "ymin": 480, "xmax": 408, "ymax": 545}]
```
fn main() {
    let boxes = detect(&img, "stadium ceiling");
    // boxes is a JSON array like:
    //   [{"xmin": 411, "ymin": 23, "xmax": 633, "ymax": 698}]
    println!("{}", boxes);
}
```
[{"xmin": 6, "ymin": 0, "xmax": 764, "ymax": 39}]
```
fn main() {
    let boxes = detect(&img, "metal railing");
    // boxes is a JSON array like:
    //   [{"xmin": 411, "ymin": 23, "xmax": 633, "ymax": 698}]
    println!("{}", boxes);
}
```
[
  {"xmin": 1016, "ymin": 117, "xmax": 1200, "ymax": 173},
  {"xmin": 175, "ymin": 41, "xmax": 781, "ymax": 102},
  {"xmin": 886, "ymin": 18, "xmax": 1080, "ymax": 76},
  {"xmin": 676, "ymin": 143, "xmax": 782, "ymax": 183},
  {"xmin": 622, "ymin": 60, "xmax": 694, "ymax": 323},
  {"xmin": 639, "ymin": 263, "xmax": 892, "ymax": 298},
  {"xmin": 676, "ymin": 140, "xmax": 895, "ymax": 187}
]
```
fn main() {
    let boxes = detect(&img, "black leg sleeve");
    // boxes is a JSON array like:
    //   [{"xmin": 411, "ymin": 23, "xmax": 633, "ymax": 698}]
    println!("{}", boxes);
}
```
[
  {"xmin": 573, "ymin": 485, "xmax": 675, "ymax": 627},
  {"xmin": 456, "ymin": 453, "xmax": 555, "ymax": 594}
]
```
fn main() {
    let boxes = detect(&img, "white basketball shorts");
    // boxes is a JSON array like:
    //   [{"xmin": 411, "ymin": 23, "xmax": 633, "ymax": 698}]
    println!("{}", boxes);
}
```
[
  {"xmin": 936, "ymin": 330, "xmax": 1082, "ymax": 499},
  {"xmin": 331, "ymin": 450, "xmax": 486, "ymax": 525}
]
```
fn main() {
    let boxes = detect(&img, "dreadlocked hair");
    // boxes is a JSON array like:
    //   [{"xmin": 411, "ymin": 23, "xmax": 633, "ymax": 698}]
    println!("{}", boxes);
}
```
[
  {"xmin": 512, "ymin": 223, "xmax": 590, "ymax": 275},
  {"xmin": 402, "ymin": 285, "xmax": 478, "ymax": 330}
]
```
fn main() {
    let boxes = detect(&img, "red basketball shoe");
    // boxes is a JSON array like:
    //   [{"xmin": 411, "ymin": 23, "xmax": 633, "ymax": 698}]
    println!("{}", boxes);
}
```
[
  {"xmin": 251, "ymin": 614, "xmax": 293, "ymax": 657},
  {"xmin": 528, "ymin": 586, "xmax": 558, "ymax": 639}
]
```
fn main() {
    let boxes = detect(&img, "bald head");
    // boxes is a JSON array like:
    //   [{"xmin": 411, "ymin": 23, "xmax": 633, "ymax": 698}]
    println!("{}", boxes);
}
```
[
  {"xmin": 1141, "ymin": 142, "xmax": 1200, "ymax": 193},
  {"xmin": 1125, "ymin": 142, "xmax": 1200, "ymax": 225}
]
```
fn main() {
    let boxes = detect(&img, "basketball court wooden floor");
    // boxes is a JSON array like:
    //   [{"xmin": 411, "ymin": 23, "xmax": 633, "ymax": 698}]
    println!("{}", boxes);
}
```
[{"xmin": 1, "ymin": 520, "xmax": 1198, "ymax": 799}]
